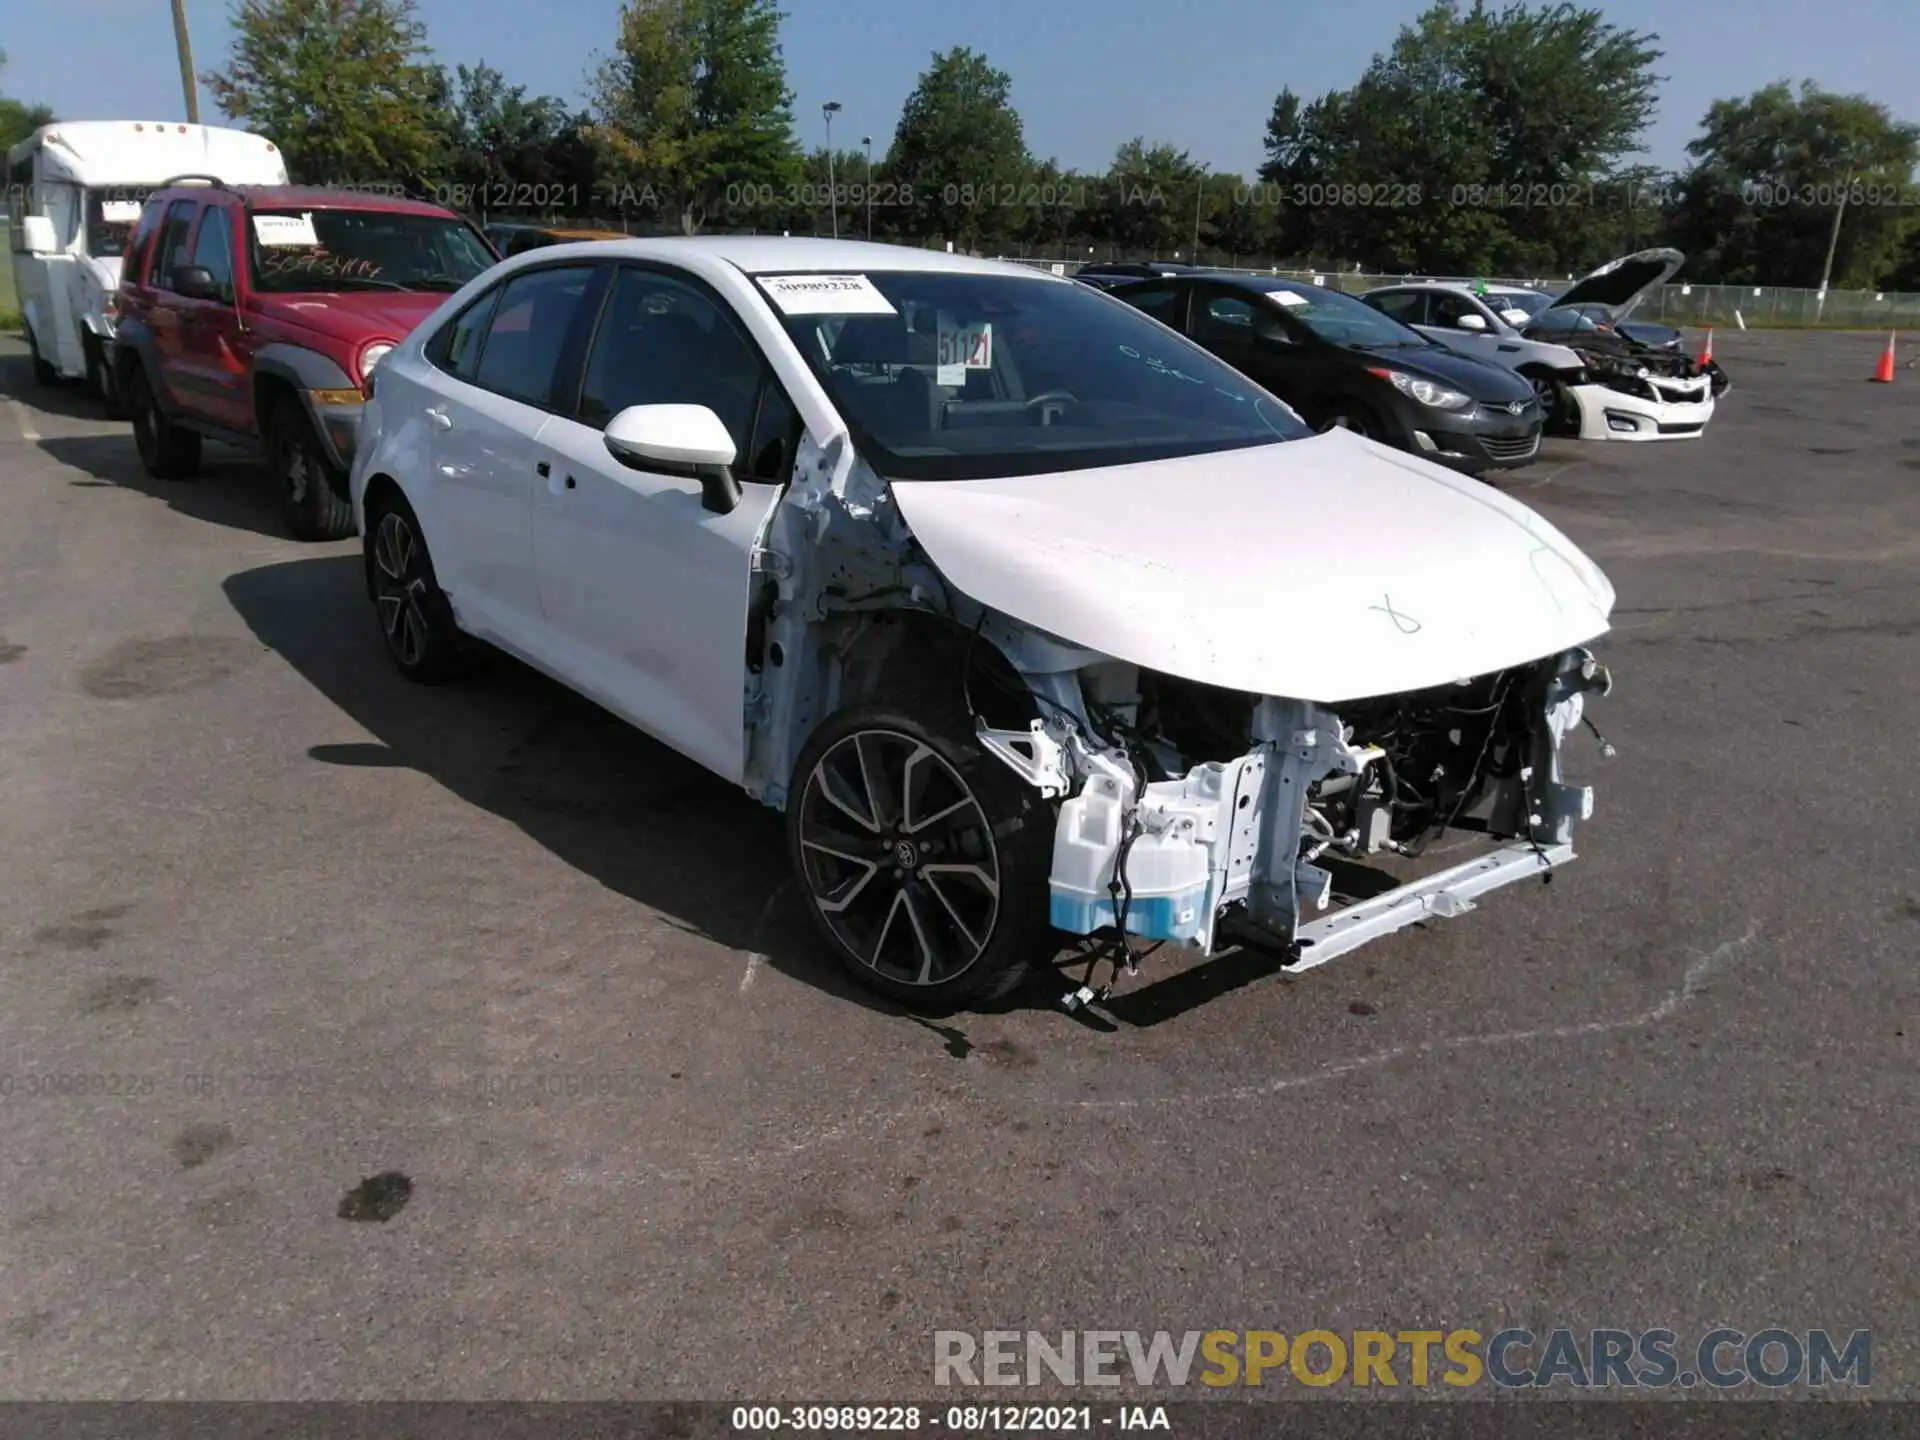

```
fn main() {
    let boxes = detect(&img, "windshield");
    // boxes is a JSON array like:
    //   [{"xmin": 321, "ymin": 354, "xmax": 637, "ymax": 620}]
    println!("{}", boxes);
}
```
[
  {"xmin": 1495, "ymin": 290, "xmax": 1554, "ymax": 317},
  {"xmin": 247, "ymin": 209, "xmax": 494, "ymax": 293},
  {"xmin": 762, "ymin": 270, "xmax": 1308, "ymax": 482},
  {"xmin": 85, "ymin": 187, "xmax": 158, "ymax": 259},
  {"xmin": 1261, "ymin": 284, "xmax": 1431, "ymax": 348}
]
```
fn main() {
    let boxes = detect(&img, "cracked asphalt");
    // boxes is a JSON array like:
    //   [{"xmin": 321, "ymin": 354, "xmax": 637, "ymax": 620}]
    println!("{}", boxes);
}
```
[{"xmin": 0, "ymin": 328, "xmax": 1915, "ymax": 1401}]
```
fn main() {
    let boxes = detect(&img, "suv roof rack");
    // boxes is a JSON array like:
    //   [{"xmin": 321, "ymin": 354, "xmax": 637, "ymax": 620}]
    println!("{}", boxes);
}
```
[{"xmin": 159, "ymin": 173, "xmax": 229, "ymax": 189}]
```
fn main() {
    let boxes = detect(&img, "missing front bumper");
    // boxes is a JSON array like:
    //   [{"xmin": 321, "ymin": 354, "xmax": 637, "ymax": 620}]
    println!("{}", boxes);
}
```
[{"xmin": 1020, "ymin": 647, "xmax": 1608, "ymax": 976}]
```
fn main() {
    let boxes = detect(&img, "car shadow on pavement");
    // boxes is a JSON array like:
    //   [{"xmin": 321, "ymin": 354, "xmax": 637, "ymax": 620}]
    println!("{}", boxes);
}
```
[
  {"xmin": 39, "ymin": 435, "xmax": 291, "ymax": 540},
  {"xmin": 221, "ymin": 552, "xmax": 1034, "ymax": 1023},
  {"xmin": 0, "ymin": 352, "xmax": 111, "ymax": 423}
]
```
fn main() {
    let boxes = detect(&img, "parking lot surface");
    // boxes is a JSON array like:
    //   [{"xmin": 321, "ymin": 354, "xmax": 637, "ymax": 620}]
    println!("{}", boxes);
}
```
[{"xmin": 1, "ymin": 329, "xmax": 1916, "ymax": 1399}]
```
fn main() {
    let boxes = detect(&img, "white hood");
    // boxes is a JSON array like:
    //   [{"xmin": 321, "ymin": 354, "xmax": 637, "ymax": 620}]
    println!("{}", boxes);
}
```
[{"xmin": 891, "ymin": 432, "xmax": 1613, "ymax": 703}]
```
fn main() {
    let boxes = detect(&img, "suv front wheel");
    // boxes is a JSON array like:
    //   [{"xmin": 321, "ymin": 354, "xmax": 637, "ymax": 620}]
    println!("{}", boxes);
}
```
[
  {"xmin": 270, "ymin": 397, "xmax": 356, "ymax": 542},
  {"xmin": 127, "ymin": 364, "xmax": 202, "ymax": 480}
]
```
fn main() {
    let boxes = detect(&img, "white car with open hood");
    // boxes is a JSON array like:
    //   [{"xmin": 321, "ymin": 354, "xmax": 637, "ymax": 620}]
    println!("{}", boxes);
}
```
[
  {"xmin": 6, "ymin": 120, "xmax": 287, "ymax": 402},
  {"xmin": 1363, "ymin": 249, "xmax": 1718, "ymax": 442},
  {"xmin": 349, "ymin": 238, "xmax": 1616, "ymax": 1009}
]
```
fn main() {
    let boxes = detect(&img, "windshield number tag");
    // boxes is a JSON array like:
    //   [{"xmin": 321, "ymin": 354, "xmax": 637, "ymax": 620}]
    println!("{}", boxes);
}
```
[
  {"xmin": 937, "ymin": 319, "xmax": 991, "ymax": 386},
  {"xmin": 254, "ymin": 213, "xmax": 320, "ymax": 247}
]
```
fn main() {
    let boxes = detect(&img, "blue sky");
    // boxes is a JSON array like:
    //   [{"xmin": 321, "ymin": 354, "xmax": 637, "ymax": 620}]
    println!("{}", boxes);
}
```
[{"xmin": 8, "ymin": 0, "xmax": 1916, "ymax": 175}]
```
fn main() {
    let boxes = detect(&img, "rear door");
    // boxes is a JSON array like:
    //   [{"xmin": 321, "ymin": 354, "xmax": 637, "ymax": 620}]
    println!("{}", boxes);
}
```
[
  {"xmin": 145, "ymin": 198, "xmax": 202, "ymax": 414},
  {"xmin": 419, "ymin": 261, "xmax": 602, "ymax": 653},
  {"xmin": 528, "ymin": 262, "xmax": 799, "ymax": 783}
]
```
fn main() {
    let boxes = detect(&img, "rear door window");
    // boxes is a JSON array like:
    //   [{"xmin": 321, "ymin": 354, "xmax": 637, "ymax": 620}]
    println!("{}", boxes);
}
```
[
  {"xmin": 1370, "ymin": 291, "xmax": 1428, "ymax": 325},
  {"xmin": 471, "ymin": 265, "xmax": 597, "ymax": 408}
]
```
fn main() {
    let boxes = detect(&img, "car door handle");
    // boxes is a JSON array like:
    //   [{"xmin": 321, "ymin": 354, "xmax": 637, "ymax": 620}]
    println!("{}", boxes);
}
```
[
  {"xmin": 536, "ymin": 461, "xmax": 549, "ymax": 477},
  {"xmin": 427, "ymin": 407, "xmax": 453, "ymax": 431}
]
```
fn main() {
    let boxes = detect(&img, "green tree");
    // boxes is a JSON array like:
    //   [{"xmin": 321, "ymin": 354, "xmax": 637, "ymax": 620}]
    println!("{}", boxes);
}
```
[
  {"xmin": 203, "ymin": 0, "xmax": 445, "ymax": 186},
  {"xmin": 437, "ymin": 63, "xmax": 596, "ymax": 217},
  {"xmin": 1096, "ymin": 138, "xmax": 1202, "ymax": 256},
  {"xmin": 1, "ymin": 49, "xmax": 56, "ymax": 158},
  {"xmin": 883, "ymin": 47, "xmax": 1030, "ymax": 250},
  {"xmin": 1667, "ymin": 81, "xmax": 1920, "ymax": 288},
  {"xmin": 1255, "ymin": 2, "xmax": 1662, "ymax": 273},
  {"xmin": 591, "ymin": 0, "xmax": 800, "ymax": 235}
]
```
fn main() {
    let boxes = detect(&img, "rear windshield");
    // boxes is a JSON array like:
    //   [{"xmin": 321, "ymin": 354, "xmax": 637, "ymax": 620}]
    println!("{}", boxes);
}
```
[
  {"xmin": 761, "ymin": 270, "xmax": 1307, "ymax": 482},
  {"xmin": 247, "ymin": 208, "xmax": 495, "ymax": 294}
]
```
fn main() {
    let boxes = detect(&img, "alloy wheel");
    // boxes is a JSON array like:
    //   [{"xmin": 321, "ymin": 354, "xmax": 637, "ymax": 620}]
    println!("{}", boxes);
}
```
[
  {"xmin": 371, "ymin": 511, "xmax": 431, "ymax": 668},
  {"xmin": 796, "ymin": 729, "xmax": 1002, "ymax": 988},
  {"xmin": 280, "ymin": 427, "xmax": 313, "ymax": 506}
]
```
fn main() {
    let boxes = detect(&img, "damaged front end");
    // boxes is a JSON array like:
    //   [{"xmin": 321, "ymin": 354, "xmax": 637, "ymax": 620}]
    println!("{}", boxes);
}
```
[
  {"xmin": 976, "ymin": 639, "xmax": 1613, "ymax": 973},
  {"xmin": 1568, "ymin": 342, "xmax": 1716, "ymax": 440}
]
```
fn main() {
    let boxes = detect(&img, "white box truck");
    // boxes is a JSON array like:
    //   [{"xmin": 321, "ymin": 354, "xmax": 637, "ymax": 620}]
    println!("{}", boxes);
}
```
[{"xmin": 6, "ymin": 121, "xmax": 288, "ymax": 404}]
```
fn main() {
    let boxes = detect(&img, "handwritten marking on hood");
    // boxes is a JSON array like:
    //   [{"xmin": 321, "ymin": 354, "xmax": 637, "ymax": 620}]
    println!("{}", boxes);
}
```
[{"xmin": 1369, "ymin": 594, "xmax": 1423, "ymax": 634}]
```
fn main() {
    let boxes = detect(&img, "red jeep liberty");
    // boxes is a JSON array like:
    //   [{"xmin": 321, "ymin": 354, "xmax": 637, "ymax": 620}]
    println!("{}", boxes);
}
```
[{"xmin": 113, "ymin": 183, "xmax": 497, "ymax": 540}]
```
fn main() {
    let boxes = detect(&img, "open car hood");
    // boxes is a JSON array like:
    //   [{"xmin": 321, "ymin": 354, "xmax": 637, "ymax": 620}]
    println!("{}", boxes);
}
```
[
  {"xmin": 890, "ymin": 433, "xmax": 1614, "ymax": 704},
  {"xmin": 1551, "ymin": 247, "xmax": 1684, "ymax": 318}
]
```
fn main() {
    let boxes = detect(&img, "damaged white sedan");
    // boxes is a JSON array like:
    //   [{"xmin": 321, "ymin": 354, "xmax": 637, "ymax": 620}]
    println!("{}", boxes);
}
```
[{"xmin": 349, "ymin": 238, "xmax": 1616, "ymax": 1009}]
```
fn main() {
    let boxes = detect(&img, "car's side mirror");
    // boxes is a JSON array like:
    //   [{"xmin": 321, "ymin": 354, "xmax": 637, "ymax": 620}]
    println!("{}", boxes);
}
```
[
  {"xmin": 171, "ymin": 265, "xmax": 223, "ymax": 301},
  {"xmin": 1455, "ymin": 312, "xmax": 1488, "ymax": 331},
  {"xmin": 604, "ymin": 403, "xmax": 743, "ymax": 514},
  {"xmin": 19, "ymin": 215, "xmax": 58, "ymax": 255}
]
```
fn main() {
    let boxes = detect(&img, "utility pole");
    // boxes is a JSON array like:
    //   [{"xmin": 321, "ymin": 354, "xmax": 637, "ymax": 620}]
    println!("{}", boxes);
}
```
[
  {"xmin": 171, "ymin": 0, "xmax": 201, "ymax": 123},
  {"xmin": 822, "ymin": 101, "xmax": 842, "ymax": 240},
  {"xmin": 1815, "ymin": 169, "xmax": 1854, "ymax": 323}
]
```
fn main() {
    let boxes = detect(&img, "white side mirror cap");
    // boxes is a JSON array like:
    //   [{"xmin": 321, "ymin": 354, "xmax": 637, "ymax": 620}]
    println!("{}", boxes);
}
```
[
  {"xmin": 1455, "ymin": 312, "xmax": 1488, "ymax": 331},
  {"xmin": 603, "ymin": 403, "xmax": 736, "ymax": 470},
  {"xmin": 20, "ymin": 215, "xmax": 59, "ymax": 255}
]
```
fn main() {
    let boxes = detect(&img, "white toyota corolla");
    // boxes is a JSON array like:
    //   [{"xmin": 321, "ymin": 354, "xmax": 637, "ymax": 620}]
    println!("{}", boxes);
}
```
[{"xmin": 350, "ymin": 237, "xmax": 1616, "ymax": 1009}]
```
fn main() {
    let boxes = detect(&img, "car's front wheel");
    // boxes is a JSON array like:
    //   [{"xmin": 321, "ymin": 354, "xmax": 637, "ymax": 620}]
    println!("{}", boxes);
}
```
[
  {"xmin": 787, "ymin": 702, "xmax": 1054, "ymax": 1010},
  {"xmin": 126, "ymin": 364, "xmax": 202, "ymax": 480},
  {"xmin": 270, "ymin": 398, "xmax": 356, "ymax": 542},
  {"xmin": 1315, "ymin": 404, "xmax": 1384, "ymax": 442}
]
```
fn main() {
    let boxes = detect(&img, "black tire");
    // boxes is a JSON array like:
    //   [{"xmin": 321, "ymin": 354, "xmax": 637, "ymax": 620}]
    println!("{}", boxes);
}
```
[
  {"xmin": 1524, "ymin": 371, "xmax": 1576, "ymax": 435},
  {"xmin": 364, "ymin": 492, "xmax": 470, "ymax": 683},
  {"xmin": 27, "ymin": 327, "xmax": 57, "ymax": 386},
  {"xmin": 787, "ymin": 691, "xmax": 1055, "ymax": 1011},
  {"xmin": 270, "ymin": 397, "xmax": 355, "ymax": 542},
  {"xmin": 126, "ymin": 364, "xmax": 203, "ymax": 479},
  {"xmin": 84, "ymin": 334, "xmax": 123, "ymax": 415},
  {"xmin": 1314, "ymin": 402, "xmax": 1385, "ymax": 442}
]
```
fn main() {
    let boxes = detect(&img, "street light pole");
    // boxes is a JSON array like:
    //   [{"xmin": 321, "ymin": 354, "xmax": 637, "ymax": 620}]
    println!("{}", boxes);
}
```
[
  {"xmin": 822, "ymin": 101, "xmax": 842, "ymax": 240},
  {"xmin": 1192, "ymin": 163, "xmax": 1207, "ymax": 262},
  {"xmin": 862, "ymin": 135, "xmax": 874, "ymax": 240}
]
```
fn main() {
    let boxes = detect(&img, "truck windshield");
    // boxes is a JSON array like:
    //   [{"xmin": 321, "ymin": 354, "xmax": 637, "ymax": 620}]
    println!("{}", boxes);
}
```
[
  {"xmin": 86, "ymin": 188, "xmax": 157, "ymax": 258},
  {"xmin": 764, "ymin": 270, "xmax": 1308, "ymax": 482},
  {"xmin": 247, "ymin": 209, "xmax": 495, "ymax": 293}
]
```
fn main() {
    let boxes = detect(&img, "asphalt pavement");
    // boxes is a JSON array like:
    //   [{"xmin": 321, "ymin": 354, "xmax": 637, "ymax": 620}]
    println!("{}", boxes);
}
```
[{"xmin": 0, "ymin": 329, "xmax": 1915, "ymax": 1400}]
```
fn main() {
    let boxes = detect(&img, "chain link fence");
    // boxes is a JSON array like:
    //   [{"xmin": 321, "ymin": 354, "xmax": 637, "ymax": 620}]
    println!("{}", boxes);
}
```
[{"xmin": 989, "ymin": 249, "xmax": 1920, "ymax": 329}]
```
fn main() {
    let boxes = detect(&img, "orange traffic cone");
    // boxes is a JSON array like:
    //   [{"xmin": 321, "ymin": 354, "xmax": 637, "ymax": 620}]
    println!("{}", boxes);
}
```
[
  {"xmin": 1871, "ymin": 331, "xmax": 1896, "ymax": 383},
  {"xmin": 1696, "ymin": 328, "xmax": 1714, "ymax": 366}
]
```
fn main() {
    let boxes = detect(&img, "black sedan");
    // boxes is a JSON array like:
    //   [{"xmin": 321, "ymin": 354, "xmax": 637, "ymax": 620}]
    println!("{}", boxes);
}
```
[
  {"xmin": 1105, "ymin": 273, "xmax": 1545, "ymax": 473},
  {"xmin": 1072, "ymin": 260, "xmax": 1199, "ymax": 290}
]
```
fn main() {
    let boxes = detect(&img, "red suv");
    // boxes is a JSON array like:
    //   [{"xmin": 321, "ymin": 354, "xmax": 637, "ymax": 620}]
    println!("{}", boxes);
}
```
[{"xmin": 113, "ymin": 183, "xmax": 498, "ymax": 539}]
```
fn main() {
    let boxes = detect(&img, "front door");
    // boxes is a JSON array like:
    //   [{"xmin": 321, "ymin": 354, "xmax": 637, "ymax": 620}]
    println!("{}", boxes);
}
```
[
  {"xmin": 145, "ymin": 199, "xmax": 202, "ymax": 414},
  {"xmin": 529, "ymin": 263, "xmax": 801, "ymax": 784},
  {"xmin": 1187, "ymin": 283, "xmax": 1320, "ymax": 413},
  {"xmin": 171, "ymin": 202, "xmax": 252, "ymax": 432}
]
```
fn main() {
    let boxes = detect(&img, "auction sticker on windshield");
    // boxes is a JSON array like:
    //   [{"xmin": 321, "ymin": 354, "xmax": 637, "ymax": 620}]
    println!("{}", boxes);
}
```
[
  {"xmin": 758, "ymin": 274, "xmax": 897, "ymax": 316},
  {"xmin": 101, "ymin": 200, "xmax": 144, "ymax": 224},
  {"xmin": 937, "ymin": 316, "xmax": 992, "ymax": 386},
  {"xmin": 254, "ymin": 213, "xmax": 319, "ymax": 247},
  {"xmin": 1270, "ymin": 290, "xmax": 1308, "ymax": 307}
]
